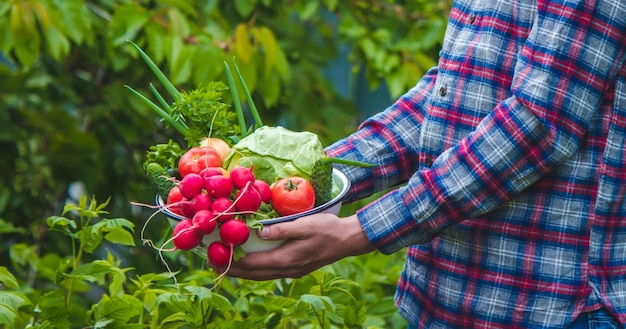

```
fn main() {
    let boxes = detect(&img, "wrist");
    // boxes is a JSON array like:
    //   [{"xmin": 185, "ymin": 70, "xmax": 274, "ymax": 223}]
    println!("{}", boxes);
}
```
[{"xmin": 339, "ymin": 214, "xmax": 376, "ymax": 256}]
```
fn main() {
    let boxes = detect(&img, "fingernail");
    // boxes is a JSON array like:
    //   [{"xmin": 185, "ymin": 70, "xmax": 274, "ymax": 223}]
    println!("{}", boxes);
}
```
[{"xmin": 259, "ymin": 227, "xmax": 270, "ymax": 239}]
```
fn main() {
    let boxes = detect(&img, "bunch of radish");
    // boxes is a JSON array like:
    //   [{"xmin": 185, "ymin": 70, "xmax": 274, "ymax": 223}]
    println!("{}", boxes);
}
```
[{"xmin": 164, "ymin": 164, "xmax": 271, "ymax": 268}]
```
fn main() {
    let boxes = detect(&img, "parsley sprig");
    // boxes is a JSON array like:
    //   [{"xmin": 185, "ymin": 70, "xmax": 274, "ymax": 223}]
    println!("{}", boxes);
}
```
[{"xmin": 169, "ymin": 83, "xmax": 240, "ymax": 146}]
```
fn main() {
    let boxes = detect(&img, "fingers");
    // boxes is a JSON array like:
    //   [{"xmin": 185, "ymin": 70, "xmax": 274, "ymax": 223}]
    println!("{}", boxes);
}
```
[
  {"xmin": 257, "ymin": 216, "xmax": 315, "ymax": 241},
  {"xmin": 206, "ymin": 239, "xmax": 321, "ymax": 280},
  {"xmin": 205, "ymin": 213, "xmax": 374, "ymax": 281}
]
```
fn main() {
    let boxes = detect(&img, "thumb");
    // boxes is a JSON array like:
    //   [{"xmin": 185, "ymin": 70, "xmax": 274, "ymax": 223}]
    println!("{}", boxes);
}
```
[{"xmin": 258, "ymin": 218, "xmax": 311, "ymax": 240}]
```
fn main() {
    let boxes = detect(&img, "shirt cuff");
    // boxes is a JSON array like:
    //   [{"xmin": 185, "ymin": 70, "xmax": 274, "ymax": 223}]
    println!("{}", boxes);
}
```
[{"xmin": 356, "ymin": 189, "xmax": 430, "ymax": 254}]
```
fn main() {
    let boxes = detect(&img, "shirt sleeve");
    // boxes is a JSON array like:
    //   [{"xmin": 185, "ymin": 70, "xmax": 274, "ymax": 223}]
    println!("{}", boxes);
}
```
[
  {"xmin": 326, "ymin": 67, "xmax": 438, "ymax": 202},
  {"xmin": 327, "ymin": 0, "xmax": 626, "ymax": 254}
]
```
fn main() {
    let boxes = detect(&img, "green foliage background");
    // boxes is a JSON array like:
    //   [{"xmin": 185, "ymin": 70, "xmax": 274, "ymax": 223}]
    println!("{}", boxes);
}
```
[{"xmin": 0, "ymin": 0, "xmax": 451, "ymax": 328}]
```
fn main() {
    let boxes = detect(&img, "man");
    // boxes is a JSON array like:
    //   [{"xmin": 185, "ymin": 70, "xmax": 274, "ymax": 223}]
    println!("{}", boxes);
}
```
[{"xmin": 225, "ymin": 0, "xmax": 626, "ymax": 327}]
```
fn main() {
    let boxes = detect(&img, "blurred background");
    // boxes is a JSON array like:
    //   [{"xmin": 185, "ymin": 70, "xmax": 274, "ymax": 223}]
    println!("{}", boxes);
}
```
[{"xmin": 0, "ymin": 0, "xmax": 451, "ymax": 327}]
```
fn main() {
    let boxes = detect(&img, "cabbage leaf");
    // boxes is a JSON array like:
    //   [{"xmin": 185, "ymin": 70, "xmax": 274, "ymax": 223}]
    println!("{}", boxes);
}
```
[{"xmin": 224, "ymin": 126, "xmax": 325, "ymax": 184}]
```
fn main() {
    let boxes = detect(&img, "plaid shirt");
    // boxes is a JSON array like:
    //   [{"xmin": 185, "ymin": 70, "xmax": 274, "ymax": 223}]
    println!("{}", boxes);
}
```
[{"xmin": 326, "ymin": 0, "xmax": 626, "ymax": 327}]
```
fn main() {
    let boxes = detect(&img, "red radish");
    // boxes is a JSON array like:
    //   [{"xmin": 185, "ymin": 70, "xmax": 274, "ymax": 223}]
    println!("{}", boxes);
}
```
[
  {"xmin": 229, "ymin": 166, "xmax": 255, "ymax": 190},
  {"xmin": 252, "ymin": 179, "xmax": 271, "ymax": 203},
  {"xmin": 207, "ymin": 241, "xmax": 231, "ymax": 268},
  {"xmin": 205, "ymin": 175, "xmax": 233, "ymax": 198},
  {"xmin": 219, "ymin": 219, "xmax": 250, "ymax": 246},
  {"xmin": 179, "ymin": 198, "xmax": 195, "ymax": 218},
  {"xmin": 190, "ymin": 192, "xmax": 212, "ymax": 214},
  {"xmin": 172, "ymin": 219, "xmax": 202, "ymax": 250},
  {"xmin": 192, "ymin": 209, "xmax": 217, "ymax": 235},
  {"xmin": 199, "ymin": 167, "xmax": 225, "ymax": 179},
  {"xmin": 234, "ymin": 183, "xmax": 262, "ymax": 213},
  {"xmin": 211, "ymin": 197, "xmax": 234, "ymax": 222},
  {"xmin": 179, "ymin": 173, "xmax": 205, "ymax": 199},
  {"xmin": 166, "ymin": 186, "xmax": 184, "ymax": 216}
]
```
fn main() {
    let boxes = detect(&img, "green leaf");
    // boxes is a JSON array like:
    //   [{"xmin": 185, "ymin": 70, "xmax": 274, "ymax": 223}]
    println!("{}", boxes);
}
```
[
  {"xmin": 92, "ymin": 318, "xmax": 114, "ymax": 328},
  {"xmin": 8, "ymin": 243, "xmax": 39, "ymax": 268},
  {"xmin": 0, "ymin": 266, "xmax": 19, "ymax": 289},
  {"xmin": 168, "ymin": 82, "xmax": 237, "ymax": 144},
  {"xmin": 255, "ymin": 26, "xmax": 277, "ymax": 77},
  {"xmin": 33, "ymin": 291, "xmax": 71, "ymax": 328},
  {"xmin": 322, "ymin": 0, "xmax": 338, "ymax": 11},
  {"xmin": 298, "ymin": 1, "xmax": 319, "ymax": 21},
  {"xmin": 364, "ymin": 296, "xmax": 398, "ymax": 316},
  {"xmin": 257, "ymin": 73, "xmax": 280, "ymax": 108},
  {"xmin": 0, "ymin": 2, "xmax": 10, "ymax": 15},
  {"xmin": 160, "ymin": 312, "xmax": 188, "ymax": 324},
  {"xmin": 144, "ymin": 23, "xmax": 167, "ymax": 64},
  {"xmin": 54, "ymin": 0, "xmax": 93, "ymax": 45},
  {"xmin": 191, "ymin": 45, "xmax": 224, "ymax": 86},
  {"xmin": 338, "ymin": 17, "xmax": 368, "ymax": 38},
  {"xmin": 271, "ymin": 49, "xmax": 289, "ymax": 83},
  {"xmin": 136, "ymin": 272, "xmax": 179, "ymax": 285},
  {"xmin": 89, "ymin": 294, "xmax": 143, "ymax": 325},
  {"xmin": 208, "ymin": 290, "xmax": 235, "ymax": 313},
  {"xmin": 343, "ymin": 301, "xmax": 367, "ymax": 327},
  {"xmin": 0, "ymin": 291, "xmax": 30, "ymax": 326},
  {"xmin": 65, "ymin": 260, "xmax": 114, "ymax": 283},
  {"xmin": 93, "ymin": 217, "xmax": 135, "ymax": 232},
  {"xmin": 79, "ymin": 226, "xmax": 104, "ymax": 253},
  {"xmin": 386, "ymin": 66, "xmax": 407, "ymax": 100},
  {"xmin": 297, "ymin": 294, "xmax": 335, "ymax": 312},
  {"xmin": 183, "ymin": 285, "xmax": 212, "ymax": 301},
  {"xmin": 0, "ymin": 218, "xmax": 24, "ymax": 234},
  {"xmin": 110, "ymin": 4, "xmax": 149, "ymax": 46},
  {"xmin": 170, "ymin": 43, "xmax": 197, "ymax": 85},
  {"xmin": 157, "ymin": 292, "xmax": 191, "ymax": 315},
  {"xmin": 46, "ymin": 216, "xmax": 77, "ymax": 238},
  {"xmin": 44, "ymin": 24, "xmax": 70, "ymax": 61},
  {"xmin": 413, "ymin": 51, "xmax": 437, "ymax": 71},
  {"xmin": 0, "ymin": 15, "xmax": 14, "ymax": 56},
  {"xmin": 13, "ymin": 33, "xmax": 40, "ymax": 68},
  {"xmin": 162, "ymin": 0, "xmax": 197, "ymax": 17},
  {"xmin": 166, "ymin": 7, "xmax": 191, "ymax": 38},
  {"xmin": 234, "ymin": 0, "xmax": 257, "ymax": 17},
  {"xmin": 62, "ymin": 195, "xmax": 109, "ymax": 219},
  {"xmin": 104, "ymin": 227, "xmax": 135, "ymax": 246},
  {"xmin": 234, "ymin": 24, "xmax": 252, "ymax": 63}
]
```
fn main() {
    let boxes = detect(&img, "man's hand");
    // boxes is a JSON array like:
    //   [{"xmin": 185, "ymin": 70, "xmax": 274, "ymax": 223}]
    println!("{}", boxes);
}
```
[{"xmin": 216, "ymin": 213, "xmax": 376, "ymax": 280}]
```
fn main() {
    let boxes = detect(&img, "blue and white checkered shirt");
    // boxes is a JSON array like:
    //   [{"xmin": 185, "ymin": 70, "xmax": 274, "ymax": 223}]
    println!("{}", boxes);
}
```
[{"xmin": 327, "ymin": 0, "xmax": 626, "ymax": 327}]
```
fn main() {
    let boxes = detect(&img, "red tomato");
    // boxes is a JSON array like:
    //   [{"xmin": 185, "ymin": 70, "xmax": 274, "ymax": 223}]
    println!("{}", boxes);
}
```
[
  {"xmin": 270, "ymin": 177, "xmax": 316, "ymax": 216},
  {"xmin": 200, "ymin": 137, "xmax": 231, "ymax": 160},
  {"xmin": 178, "ymin": 146, "xmax": 222, "ymax": 177}
]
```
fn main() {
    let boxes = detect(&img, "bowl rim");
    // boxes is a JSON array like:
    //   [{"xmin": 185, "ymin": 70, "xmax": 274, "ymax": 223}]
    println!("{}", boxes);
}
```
[{"xmin": 156, "ymin": 168, "xmax": 351, "ymax": 225}]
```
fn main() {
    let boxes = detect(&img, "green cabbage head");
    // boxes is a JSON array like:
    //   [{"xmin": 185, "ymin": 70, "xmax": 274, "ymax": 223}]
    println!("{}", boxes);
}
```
[{"xmin": 223, "ymin": 126, "xmax": 325, "ymax": 184}]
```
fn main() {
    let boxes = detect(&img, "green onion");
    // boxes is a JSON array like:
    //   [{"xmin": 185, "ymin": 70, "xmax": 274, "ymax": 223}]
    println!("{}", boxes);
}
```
[
  {"xmin": 327, "ymin": 157, "xmax": 377, "ymax": 168},
  {"xmin": 233, "ymin": 62, "xmax": 263, "ymax": 129},
  {"xmin": 224, "ymin": 61, "xmax": 247, "ymax": 137},
  {"xmin": 149, "ymin": 83, "xmax": 170, "ymax": 111},
  {"xmin": 124, "ymin": 85, "xmax": 188, "ymax": 135},
  {"xmin": 127, "ymin": 40, "xmax": 181, "ymax": 102}
]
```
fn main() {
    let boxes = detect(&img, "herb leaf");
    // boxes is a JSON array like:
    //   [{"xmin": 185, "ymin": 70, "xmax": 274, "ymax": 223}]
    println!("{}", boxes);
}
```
[{"xmin": 169, "ymin": 82, "xmax": 240, "ymax": 146}]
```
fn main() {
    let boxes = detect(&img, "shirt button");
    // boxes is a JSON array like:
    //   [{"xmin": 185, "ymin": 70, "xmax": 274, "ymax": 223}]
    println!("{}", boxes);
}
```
[
  {"xmin": 469, "ymin": 13, "xmax": 476, "ymax": 23},
  {"xmin": 424, "ymin": 158, "xmax": 433, "ymax": 167},
  {"xmin": 439, "ymin": 87, "xmax": 447, "ymax": 96}
]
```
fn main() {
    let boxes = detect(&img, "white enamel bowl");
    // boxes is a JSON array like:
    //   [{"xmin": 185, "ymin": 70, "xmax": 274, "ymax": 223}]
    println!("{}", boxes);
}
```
[{"xmin": 156, "ymin": 168, "xmax": 350, "ymax": 258}]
